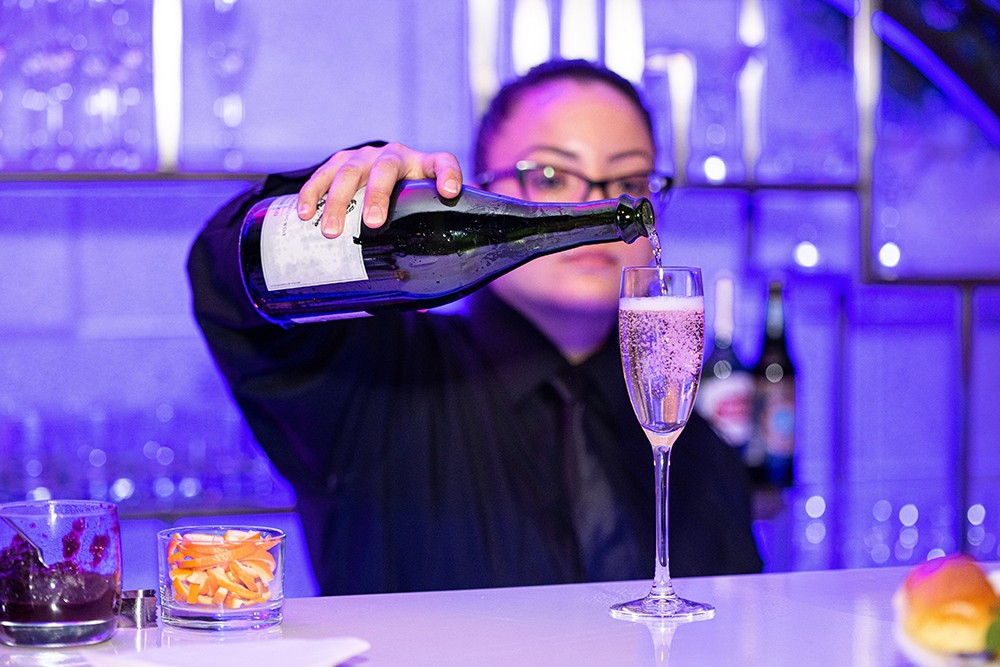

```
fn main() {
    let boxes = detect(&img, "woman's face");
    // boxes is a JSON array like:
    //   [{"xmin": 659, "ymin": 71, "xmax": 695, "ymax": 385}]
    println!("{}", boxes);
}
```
[{"xmin": 481, "ymin": 78, "xmax": 656, "ymax": 317}]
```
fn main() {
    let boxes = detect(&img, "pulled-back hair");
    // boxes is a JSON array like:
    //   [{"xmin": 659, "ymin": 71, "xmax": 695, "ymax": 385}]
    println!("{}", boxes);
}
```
[{"xmin": 472, "ymin": 59, "xmax": 655, "ymax": 178}]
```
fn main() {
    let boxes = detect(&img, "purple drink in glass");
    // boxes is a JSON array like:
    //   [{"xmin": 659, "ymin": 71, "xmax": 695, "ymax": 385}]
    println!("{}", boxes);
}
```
[{"xmin": 0, "ymin": 500, "xmax": 122, "ymax": 646}]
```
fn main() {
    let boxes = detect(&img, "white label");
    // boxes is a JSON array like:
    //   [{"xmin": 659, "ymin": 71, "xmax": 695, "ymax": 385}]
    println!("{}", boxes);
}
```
[
  {"xmin": 260, "ymin": 189, "xmax": 368, "ymax": 291},
  {"xmin": 696, "ymin": 371, "xmax": 754, "ymax": 446}
]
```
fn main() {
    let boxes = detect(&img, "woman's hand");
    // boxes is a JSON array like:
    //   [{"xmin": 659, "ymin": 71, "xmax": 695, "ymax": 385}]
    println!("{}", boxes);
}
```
[{"xmin": 296, "ymin": 142, "xmax": 464, "ymax": 238}]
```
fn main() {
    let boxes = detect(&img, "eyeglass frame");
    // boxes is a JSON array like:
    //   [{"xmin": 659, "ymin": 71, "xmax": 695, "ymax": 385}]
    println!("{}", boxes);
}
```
[{"xmin": 476, "ymin": 160, "xmax": 674, "ymax": 202}]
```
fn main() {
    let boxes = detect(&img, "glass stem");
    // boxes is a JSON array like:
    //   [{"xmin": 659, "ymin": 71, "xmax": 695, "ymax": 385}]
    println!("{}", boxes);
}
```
[{"xmin": 649, "ymin": 443, "xmax": 675, "ymax": 599}]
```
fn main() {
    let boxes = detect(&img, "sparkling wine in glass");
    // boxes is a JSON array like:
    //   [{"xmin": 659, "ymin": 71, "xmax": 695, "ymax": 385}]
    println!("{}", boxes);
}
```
[{"xmin": 611, "ymin": 266, "xmax": 714, "ymax": 621}]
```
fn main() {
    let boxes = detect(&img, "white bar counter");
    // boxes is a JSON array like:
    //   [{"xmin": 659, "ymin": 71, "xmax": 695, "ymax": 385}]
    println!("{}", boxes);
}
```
[{"xmin": 0, "ymin": 565, "xmax": 975, "ymax": 666}]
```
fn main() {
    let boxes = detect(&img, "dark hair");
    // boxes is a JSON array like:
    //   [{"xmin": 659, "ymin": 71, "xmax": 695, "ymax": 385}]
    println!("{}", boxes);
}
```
[{"xmin": 472, "ymin": 59, "xmax": 655, "ymax": 178}]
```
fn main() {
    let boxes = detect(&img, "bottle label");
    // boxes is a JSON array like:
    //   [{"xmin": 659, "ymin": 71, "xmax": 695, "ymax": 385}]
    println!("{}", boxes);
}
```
[
  {"xmin": 757, "ymin": 380, "xmax": 795, "ymax": 457},
  {"xmin": 696, "ymin": 371, "xmax": 754, "ymax": 448},
  {"xmin": 260, "ymin": 190, "xmax": 368, "ymax": 291}
]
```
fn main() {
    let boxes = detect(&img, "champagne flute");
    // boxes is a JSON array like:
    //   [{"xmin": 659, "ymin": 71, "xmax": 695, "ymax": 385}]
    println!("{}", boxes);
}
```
[{"xmin": 611, "ymin": 266, "xmax": 714, "ymax": 621}]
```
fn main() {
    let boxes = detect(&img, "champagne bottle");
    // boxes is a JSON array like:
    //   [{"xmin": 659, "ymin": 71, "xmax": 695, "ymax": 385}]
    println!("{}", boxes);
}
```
[
  {"xmin": 239, "ymin": 179, "xmax": 654, "ymax": 324},
  {"xmin": 695, "ymin": 276, "xmax": 754, "ymax": 462},
  {"xmin": 749, "ymin": 281, "xmax": 797, "ymax": 487}
]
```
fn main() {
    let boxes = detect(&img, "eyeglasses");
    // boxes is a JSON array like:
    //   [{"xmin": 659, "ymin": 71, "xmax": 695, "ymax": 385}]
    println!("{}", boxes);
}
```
[{"xmin": 477, "ymin": 161, "xmax": 674, "ymax": 203}]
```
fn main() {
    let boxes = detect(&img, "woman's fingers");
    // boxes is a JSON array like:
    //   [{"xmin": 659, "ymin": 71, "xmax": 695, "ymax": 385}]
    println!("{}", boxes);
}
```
[
  {"xmin": 361, "ymin": 146, "xmax": 408, "ymax": 230},
  {"xmin": 296, "ymin": 149, "xmax": 357, "ymax": 237},
  {"xmin": 296, "ymin": 143, "xmax": 465, "ymax": 238},
  {"xmin": 422, "ymin": 151, "xmax": 463, "ymax": 199}
]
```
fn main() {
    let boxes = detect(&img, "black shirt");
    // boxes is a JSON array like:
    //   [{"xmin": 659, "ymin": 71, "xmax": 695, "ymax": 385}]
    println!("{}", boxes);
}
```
[{"xmin": 187, "ymin": 165, "xmax": 763, "ymax": 595}]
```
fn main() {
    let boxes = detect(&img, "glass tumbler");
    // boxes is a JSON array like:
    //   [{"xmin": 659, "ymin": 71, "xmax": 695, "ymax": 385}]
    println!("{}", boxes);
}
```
[
  {"xmin": 158, "ymin": 526, "xmax": 285, "ymax": 630},
  {"xmin": 0, "ymin": 500, "xmax": 122, "ymax": 647}
]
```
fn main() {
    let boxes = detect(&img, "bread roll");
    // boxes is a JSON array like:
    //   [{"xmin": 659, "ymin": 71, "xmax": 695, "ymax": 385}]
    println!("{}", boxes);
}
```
[{"xmin": 899, "ymin": 554, "xmax": 999, "ymax": 654}]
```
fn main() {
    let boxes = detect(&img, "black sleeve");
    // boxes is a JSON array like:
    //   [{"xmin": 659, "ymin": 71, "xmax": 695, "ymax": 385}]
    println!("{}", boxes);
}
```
[
  {"xmin": 186, "ymin": 145, "xmax": 388, "ymax": 494},
  {"xmin": 670, "ymin": 412, "xmax": 764, "ymax": 576}
]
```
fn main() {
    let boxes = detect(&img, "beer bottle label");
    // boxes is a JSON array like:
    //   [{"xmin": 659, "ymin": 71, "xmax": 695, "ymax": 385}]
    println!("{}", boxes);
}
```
[
  {"xmin": 761, "ymin": 381, "xmax": 795, "ymax": 457},
  {"xmin": 697, "ymin": 371, "xmax": 754, "ymax": 447}
]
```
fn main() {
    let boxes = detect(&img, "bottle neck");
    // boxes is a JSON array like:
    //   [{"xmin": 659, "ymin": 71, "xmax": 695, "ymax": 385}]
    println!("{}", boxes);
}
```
[
  {"xmin": 613, "ymin": 195, "xmax": 654, "ymax": 243},
  {"xmin": 713, "ymin": 277, "xmax": 736, "ymax": 347},
  {"xmin": 447, "ymin": 185, "xmax": 652, "ymax": 245},
  {"xmin": 764, "ymin": 283, "xmax": 786, "ymax": 343}
]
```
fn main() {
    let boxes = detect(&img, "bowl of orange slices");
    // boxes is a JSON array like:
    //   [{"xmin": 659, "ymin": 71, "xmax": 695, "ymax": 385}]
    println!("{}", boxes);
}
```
[{"xmin": 157, "ymin": 526, "xmax": 285, "ymax": 630}]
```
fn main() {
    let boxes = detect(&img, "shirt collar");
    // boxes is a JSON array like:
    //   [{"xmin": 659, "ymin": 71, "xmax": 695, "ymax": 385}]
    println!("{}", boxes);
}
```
[{"xmin": 466, "ymin": 289, "xmax": 623, "ymax": 406}]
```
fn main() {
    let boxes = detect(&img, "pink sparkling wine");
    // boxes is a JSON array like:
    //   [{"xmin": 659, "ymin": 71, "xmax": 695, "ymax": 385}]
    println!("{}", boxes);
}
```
[
  {"xmin": 648, "ymin": 226, "xmax": 663, "ymax": 268},
  {"xmin": 619, "ymin": 295, "xmax": 705, "ymax": 441}
]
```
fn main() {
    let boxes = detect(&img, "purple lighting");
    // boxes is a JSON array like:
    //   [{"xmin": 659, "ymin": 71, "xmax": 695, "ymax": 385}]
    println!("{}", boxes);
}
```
[
  {"xmin": 872, "ymin": 11, "xmax": 1000, "ymax": 148},
  {"xmin": 0, "ymin": 0, "xmax": 998, "ymax": 583}
]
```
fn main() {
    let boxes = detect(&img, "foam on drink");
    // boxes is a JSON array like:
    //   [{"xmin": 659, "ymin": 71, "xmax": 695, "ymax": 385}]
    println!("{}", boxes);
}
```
[{"xmin": 619, "ymin": 295, "xmax": 705, "ymax": 439}]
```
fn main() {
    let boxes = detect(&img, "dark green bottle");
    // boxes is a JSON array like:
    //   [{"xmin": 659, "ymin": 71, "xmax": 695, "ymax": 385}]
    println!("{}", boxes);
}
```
[
  {"xmin": 749, "ymin": 281, "xmax": 797, "ymax": 487},
  {"xmin": 239, "ymin": 179, "xmax": 654, "ymax": 324}
]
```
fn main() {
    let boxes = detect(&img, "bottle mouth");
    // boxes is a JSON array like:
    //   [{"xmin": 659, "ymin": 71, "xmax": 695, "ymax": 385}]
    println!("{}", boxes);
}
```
[{"xmin": 615, "ymin": 195, "xmax": 655, "ymax": 243}]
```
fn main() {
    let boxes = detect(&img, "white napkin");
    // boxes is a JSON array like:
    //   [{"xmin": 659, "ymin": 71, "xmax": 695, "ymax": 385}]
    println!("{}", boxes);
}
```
[{"xmin": 86, "ymin": 637, "xmax": 371, "ymax": 667}]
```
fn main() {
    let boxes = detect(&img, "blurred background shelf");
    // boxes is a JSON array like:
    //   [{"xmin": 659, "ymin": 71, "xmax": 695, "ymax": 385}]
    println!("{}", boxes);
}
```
[{"xmin": 1, "ymin": 0, "xmax": 998, "ymax": 582}]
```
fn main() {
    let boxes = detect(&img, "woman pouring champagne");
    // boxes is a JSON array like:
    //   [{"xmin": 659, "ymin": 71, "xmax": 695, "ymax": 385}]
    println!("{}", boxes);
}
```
[{"xmin": 188, "ymin": 59, "xmax": 762, "ymax": 596}]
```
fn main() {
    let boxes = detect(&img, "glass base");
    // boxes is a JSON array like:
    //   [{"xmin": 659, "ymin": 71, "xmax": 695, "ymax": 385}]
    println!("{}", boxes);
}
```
[
  {"xmin": 609, "ymin": 594, "xmax": 715, "ymax": 621},
  {"xmin": 0, "ymin": 618, "xmax": 117, "ymax": 647},
  {"xmin": 160, "ymin": 601, "xmax": 282, "ymax": 631}
]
